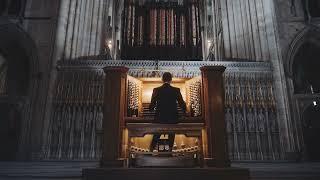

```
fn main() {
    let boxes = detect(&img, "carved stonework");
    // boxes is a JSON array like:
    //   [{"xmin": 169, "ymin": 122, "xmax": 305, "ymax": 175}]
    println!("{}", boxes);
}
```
[
  {"xmin": 42, "ymin": 59, "xmax": 282, "ymax": 161},
  {"xmin": 57, "ymin": 60, "xmax": 272, "ymax": 77}
]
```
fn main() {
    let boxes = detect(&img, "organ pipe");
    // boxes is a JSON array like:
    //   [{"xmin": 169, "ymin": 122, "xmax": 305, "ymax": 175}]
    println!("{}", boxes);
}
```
[{"xmin": 121, "ymin": 0, "xmax": 203, "ymax": 60}]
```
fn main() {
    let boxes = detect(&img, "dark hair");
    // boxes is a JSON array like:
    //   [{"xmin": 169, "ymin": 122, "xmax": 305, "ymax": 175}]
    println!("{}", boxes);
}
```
[{"xmin": 162, "ymin": 72, "xmax": 172, "ymax": 82}]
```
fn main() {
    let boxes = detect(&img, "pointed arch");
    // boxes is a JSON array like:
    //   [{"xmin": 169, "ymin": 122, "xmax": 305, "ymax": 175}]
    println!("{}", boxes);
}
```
[
  {"xmin": 0, "ymin": 18, "xmax": 40, "ymax": 160},
  {"xmin": 285, "ymin": 25, "xmax": 320, "ymax": 94},
  {"xmin": 285, "ymin": 25, "xmax": 320, "ymax": 78},
  {"xmin": 0, "ymin": 18, "xmax": 40, "ymax": 92}
]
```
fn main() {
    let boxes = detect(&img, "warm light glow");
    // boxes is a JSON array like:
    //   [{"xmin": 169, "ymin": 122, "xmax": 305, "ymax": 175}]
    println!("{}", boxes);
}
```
[
  {"xmin": 313, "ymin": 101, "xmax": 317, "ymax": 106},
  {"xmin": 107, "ymin": 40, "xmax": 112, "ymax": 49},
  {"xmin": 122, "ymin": 129, "xmax": 129, "ymax": 158},
  {"xmin": 138, "ymin": 77, "xmax": 188, "ymax": 83},
  {"xmin": 141, "ymin": 81, "xmax": 186, "ymax": 103},
  {"xmin": 130, "ymin": 134, "xmax": 199, "ymax": 151},
  {"xmin": 144, "ymin": 89, "xmax": 153, "ymax": 102},
  {"xmin": 207, "ymin": 40, "xmax": 212, "ymax": 47}
]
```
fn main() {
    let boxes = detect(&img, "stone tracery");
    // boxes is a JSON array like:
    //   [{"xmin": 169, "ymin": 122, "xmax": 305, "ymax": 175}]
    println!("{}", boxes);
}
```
[{"xmin": 43, "ymin": 60, "xmax": 283, "ymax": 161}]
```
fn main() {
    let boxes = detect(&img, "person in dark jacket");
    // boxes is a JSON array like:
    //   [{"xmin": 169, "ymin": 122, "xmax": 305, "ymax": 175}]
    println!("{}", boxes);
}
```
[{"xmin": 149, "ymin": 72, "xmax": 186, "ymax": 152}]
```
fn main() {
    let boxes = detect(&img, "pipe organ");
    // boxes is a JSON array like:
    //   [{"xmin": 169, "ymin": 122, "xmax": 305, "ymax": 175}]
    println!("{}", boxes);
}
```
[
  {"xmin": 124, "ymin": 75, "xmax": 205, "ymax": 167},
  {"xmin": 126, "ymin": 76, "xmax": 202, "ymax": 119},
  {"xmin": 127, "ymin": 76, "xmax": 142, "ymax": 117},
  {"xmin": 186, "ymin": 76, "xmax": 202, "ymax": 117},
  {"xmin": 100, "ymin": 66, "xmax": 221, "ymax": 167},
  {"xmin": 121, "ymin": 0, "xmax": 202, "ymax": 60},
  {"xmin": 42, "ymin": 61, "xmax": 283, "ymax": 161}
]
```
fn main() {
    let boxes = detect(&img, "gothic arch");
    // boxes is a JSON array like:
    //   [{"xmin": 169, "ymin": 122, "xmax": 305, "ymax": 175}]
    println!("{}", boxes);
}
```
[
  {"xmin": 0, "ymin": 18, "xmax": 40, "ymax": 89},
  {"xmin": 284, "ymin": 25, "xmax": 320, "ymax": 158},
  {"xmin": 285, "ymin": 25, "xmax": 320, "ymax": 77},
  {"xmin": 285, "ymin": 25, "xmax": 320, "ymax": 93},
  {"xmin": 0, "ymin": 18, "xmax": 40, "ymax": 160}
]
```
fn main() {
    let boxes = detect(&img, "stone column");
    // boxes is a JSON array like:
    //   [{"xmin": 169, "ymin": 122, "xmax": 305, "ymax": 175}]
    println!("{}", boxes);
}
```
[
  {"xmin": 102, "ymin": 66, "xmax": 128, "ymax": 167},
  {"xmin": 200, "ymin": 66, "xmax": 230, "ymax": 167}
]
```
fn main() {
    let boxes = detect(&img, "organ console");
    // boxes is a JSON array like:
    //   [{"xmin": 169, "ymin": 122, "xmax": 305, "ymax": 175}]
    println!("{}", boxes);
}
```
[
  {"xmin": 101, "ymin": 66, "xmax": 230, "ymax": 168},
  {"xmin": 124, "ymin": 75, "xmax": 204, "ymax": 166},
  {"xmin": 83, "ymin": 65, "xmax": 250, "ymax": 180}
]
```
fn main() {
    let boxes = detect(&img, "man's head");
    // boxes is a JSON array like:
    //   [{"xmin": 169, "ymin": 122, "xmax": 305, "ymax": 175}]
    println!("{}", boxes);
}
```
[{"xmin": 162, "ymin": 72, "xmax": 172, "ymax": 83}]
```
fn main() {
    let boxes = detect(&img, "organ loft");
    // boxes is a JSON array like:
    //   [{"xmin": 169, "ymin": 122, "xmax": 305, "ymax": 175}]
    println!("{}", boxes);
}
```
[{"xmin": 1, "ymin": 0, "xmax": 320, "ymax": 179}]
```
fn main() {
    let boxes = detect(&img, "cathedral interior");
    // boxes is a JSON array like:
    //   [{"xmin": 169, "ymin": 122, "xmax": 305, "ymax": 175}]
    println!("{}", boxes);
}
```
[{"xmin": 0, "ymin": 0, "xmax": 320, "ymax": 179}]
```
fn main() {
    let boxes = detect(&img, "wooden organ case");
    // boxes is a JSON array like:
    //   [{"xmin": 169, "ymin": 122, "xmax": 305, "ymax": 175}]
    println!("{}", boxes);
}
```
[
  {"xmin": 121, "ymin": 0, "xmax": 203, "ymax": 60},
  {"xmin": 100, "ymin": 66, "xmax": 230, "ymax": 168},
  {"xmin": 83, "ymin": 66, "xmax": 250, "ymax": 180},
  {"xmin": 126, "ymin": 75, "xmax": 203, "ymax": 167}
]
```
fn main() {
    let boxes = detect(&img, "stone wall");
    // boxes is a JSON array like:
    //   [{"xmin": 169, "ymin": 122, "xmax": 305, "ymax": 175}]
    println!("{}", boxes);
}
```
[
  {"xmin": 17, "ymin": 0, "xmax": 320, "ymax": 160},
  {"xmin": 272, "ymin": 0, "xmax": 320, "ymax": 156},
  {"xmin": 41, "ymin": 60, "xmax": 284, "ymax": 161},
  {"xmin": 206, "ymin": 0, "xmax": 280, "ymax": 61},
  {"xmin": 53, "ymin": 0, "xmax": 112, "ymax": 61},
  {"xmin": 207, "ymin": 0, "xmax": 293, "ymax": 157}
]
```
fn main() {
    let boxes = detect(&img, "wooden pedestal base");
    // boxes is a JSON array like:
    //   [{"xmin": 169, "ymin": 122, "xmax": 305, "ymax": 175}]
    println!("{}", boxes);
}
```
[{"xmin": 83, "ymin": 167, "xmax": 250, "ymax": 180}]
